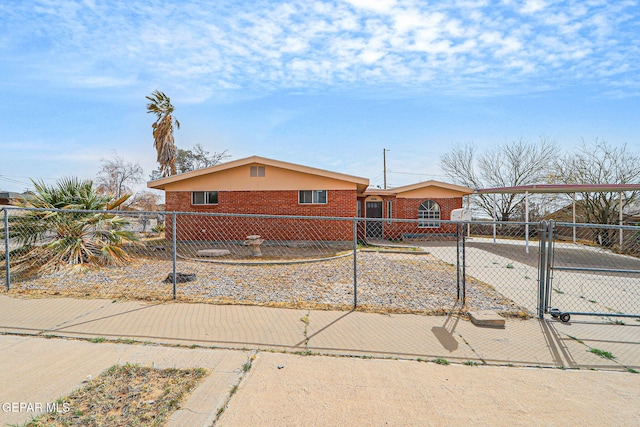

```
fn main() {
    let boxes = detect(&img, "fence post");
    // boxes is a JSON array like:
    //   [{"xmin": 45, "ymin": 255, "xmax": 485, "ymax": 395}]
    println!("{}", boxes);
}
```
[
  {"xmin": 544, "ymin": 220, "xmax": 555, "ymax": 315},
  {"xmin": 456, "ymin": 222, "xmax": 460, "ymax": 300},
  {"xmin": 462, "ymin": 222, "xmax": 467, "ymax": 305},
  {"xmin": 3, "ymin": 209, "xmax": 9, "ymax": 291},
  {"xmin": 537, "ymin": 221, "xmax": 547, "ymax": 319},
  {"xmin": 172, "ymin": 213, "xmax": 177, "ymax": 300},
  {"xmin": 353, "ymin": 218, "xmax": 358, "ymax": 309}
]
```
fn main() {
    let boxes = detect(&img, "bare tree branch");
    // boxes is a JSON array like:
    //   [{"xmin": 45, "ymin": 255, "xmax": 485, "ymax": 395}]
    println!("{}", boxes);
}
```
[
  {"xmin": 95, "ymin": 152, "xmax": 144, "ymax": 201},
  {"xmin": 553, "ymin": 139, "xmax": 640, "ymax": 245},
  {"xmin": 441, "ymin": 137, "xmax": 558, "ymax": 220}
]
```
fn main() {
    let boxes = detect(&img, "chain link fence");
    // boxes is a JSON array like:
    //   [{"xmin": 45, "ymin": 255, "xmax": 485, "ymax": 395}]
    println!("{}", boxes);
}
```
[
  {"xmin": 2, "ymin": 207, "xmax": 639, "ymax": 321},
  {"xmin": 544, "ymin": 221, "xmax": 640, "ymax": 323}
]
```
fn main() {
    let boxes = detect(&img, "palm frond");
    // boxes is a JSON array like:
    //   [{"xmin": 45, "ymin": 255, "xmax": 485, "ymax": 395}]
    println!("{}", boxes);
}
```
[{"xmin": 10, "ymin": 178, "xmax": 138, "ymax": 278}]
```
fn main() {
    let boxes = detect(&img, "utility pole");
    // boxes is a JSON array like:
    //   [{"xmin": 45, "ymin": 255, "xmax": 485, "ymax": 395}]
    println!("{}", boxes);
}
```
[{"xmin": 383, "ymin": 148, "xmax": 389, "ymax": 189}]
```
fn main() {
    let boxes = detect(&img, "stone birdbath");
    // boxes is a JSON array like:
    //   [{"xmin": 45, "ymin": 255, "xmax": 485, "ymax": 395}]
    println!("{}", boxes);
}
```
[{"xmin": 244, "ymin": 235, "xmax": 264, "ymax": 257}]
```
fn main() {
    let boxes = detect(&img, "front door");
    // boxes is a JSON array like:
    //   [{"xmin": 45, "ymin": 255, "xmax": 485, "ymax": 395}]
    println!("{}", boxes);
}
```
[{"xmin": 366, "ymin": 201, "xmax": 383, "ymax": 238}]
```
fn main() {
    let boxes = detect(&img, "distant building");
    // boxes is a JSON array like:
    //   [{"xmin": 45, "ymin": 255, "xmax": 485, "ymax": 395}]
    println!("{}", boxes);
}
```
[{"xmin": 0, "ymin": 191, "xmax": 30, "ymax": 206}]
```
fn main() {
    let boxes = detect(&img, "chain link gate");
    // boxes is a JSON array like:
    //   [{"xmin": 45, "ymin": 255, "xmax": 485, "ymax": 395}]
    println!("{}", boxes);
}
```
[{"xmin": 539, "ymin": 221, "xmax": 640, "ymax": 322}]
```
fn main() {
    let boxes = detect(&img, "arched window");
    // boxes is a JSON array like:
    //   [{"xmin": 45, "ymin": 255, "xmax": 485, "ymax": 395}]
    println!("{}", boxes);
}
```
[{"xmin": 418, "ymin": 200, "xmax": 440, "ymax": 228}]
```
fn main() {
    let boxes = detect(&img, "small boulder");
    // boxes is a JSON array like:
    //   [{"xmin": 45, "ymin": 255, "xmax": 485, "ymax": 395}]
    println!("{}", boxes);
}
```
[{"xmin": 164, "ymin": 273, "xmax": 196, "ymax": 283}]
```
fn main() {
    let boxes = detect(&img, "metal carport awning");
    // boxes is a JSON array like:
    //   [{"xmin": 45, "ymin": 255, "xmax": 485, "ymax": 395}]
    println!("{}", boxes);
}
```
[{"xmin": 474, "ymin": 183, "xmax": 640, "ymax": 252}]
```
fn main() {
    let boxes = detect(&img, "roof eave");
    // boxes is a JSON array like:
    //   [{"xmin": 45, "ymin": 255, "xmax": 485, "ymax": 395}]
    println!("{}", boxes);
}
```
[
  {"xmin": 476, "ymin": 184, "xmax": 640, "ymax": 194},
  {"xmin": 146, "ymin": 155, "xmax": 370, "ymax": 190}
]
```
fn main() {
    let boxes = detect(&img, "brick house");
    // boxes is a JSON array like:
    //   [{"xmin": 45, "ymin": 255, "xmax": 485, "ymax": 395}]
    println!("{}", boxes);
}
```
[
  {"xmin": 359, "ymin": 181, "xmax": 473, "ymax": 240},
  {"xmin": 147, "ymin": 156, "xmax": 473, "ymax": 241}
]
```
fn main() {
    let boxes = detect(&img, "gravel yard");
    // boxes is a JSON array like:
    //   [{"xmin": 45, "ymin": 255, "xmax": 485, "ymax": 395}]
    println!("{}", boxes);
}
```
[{"xmin": 5, "ymin": 251, "xmax": 527, "ymax": 316}]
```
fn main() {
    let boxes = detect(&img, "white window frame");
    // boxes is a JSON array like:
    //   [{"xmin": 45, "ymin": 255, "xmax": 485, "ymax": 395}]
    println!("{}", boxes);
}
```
[
  {"xmin": 299, "ymin": 190, "xmax": 327, "ymax": 204},
  {"xmin": 418, "ymin": 200, "xmax": 440, "ymax": 228},
  {"xmin": 386, "ymin": 200, "xmax": 393, "ymax": 224},
  {"xmin": 192, "ymin": 191, "xmax": 219, "ymax": 205}
]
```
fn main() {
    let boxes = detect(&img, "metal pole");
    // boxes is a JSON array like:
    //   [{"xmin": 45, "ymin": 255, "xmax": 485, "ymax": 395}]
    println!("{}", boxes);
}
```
[
  {"xmin": 456, "ymin": 223, "xmax": 460, "ymax": 300},
  {"xmin": 353, "ymin": 218, "xmax": 358, "ymax": 309},
  {"xmin": 462, "ymin": 222, "xmax": 467, "ymax": 305},
  {"xmin": 525, "ymin": 191, "xmax": 530, "ymax": 254},
  {"xmin": 492, "ymin": 194, "xmax": 497, "ymax": 244},
  {"xmin": 537, "ymin": 221, "xmax": 547, "ymax": 319},
  {"xmin": 545, "ymin": 221, "xmax": 555, "ymax": 315},
  {"xmin": 3, "ymin": 209, "xmax": 9, "ymax": 291},
  {"xmin": 572, "ymin": 193, "xmax": 576, "ymax": 244},
  {"xmin": 383, "ymin": 148, "xmax": 389, "ymax": 190},
  {"xmin": 466, "ymin": 196, "xmax": 471, "ymax": 238},
  {"xmin": 172, "ymin": 213, "xmax": 177, "ymax": 300},
  {"xmin": 619, "ymin": 192, "xmax": 623, "ymax": 248}
]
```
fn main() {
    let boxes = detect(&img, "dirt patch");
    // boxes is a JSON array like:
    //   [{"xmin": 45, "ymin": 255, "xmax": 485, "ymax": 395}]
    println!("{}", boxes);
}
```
[{"xmin": 25, "ymin": 363, "xmax": 208, "ymax": 427}]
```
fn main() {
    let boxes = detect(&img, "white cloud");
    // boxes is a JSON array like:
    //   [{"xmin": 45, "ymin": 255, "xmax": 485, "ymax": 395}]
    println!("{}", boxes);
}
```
[
  {"xmin": 74, "ymin": 75, "xmax": 137, "ymax": 88},
  {"xmin": 520, "ymin": 0, "xmax": 547, "ymax": 14},
  {"xmin": 1, "ymin": 0, "xmax": 637, "ymax": 99},
  {"xmin": 344, "ymin": 0, "xmax": 397, "ymax": 14}
]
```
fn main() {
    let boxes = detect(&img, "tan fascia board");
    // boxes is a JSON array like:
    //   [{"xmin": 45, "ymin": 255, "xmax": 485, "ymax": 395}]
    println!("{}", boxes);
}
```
[
  {"xmin": 147, "ymin": 155, "xmax": 370, "ymax": 190},
  {"xmin": 390, "ymin": 180, "xmax": 474, "ymax": 195},
  {"xmin": 362, "ymin": 181, "xmax": 473, "ymax": 196},
  {"xmin": 362, "ymin": 189, "xmax": 397, "ymax": 197}
]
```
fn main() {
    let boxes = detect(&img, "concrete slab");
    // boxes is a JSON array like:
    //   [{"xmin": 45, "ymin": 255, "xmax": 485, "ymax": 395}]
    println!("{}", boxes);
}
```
[
  {"xmin": 52, "ymin": 302, "xmax": 308, "ymax": 351},
  {"xmin": 306, "ymin": 311, "xmax": 477, "ymax": 361},
  {"xmin": 550, "ymin": 320, "xmax": 640, "ymax": 369},
  {"xmin": 196, "ymin": 249, "xmax": 231, "ymax": 257},
  {"xmin": 217, "ymin": 352, "xmax": 640, "ymax": 427},
  {"xmin": 456, "ymin": 318, "xmax": 560, "ymax": 366},
  {"xmin": 468, "ymin": 310, "xmax": 506, "ymax": 327},
  {"xmin": 0, "ymin": 295, "xmax": 112, "ymax": 333},
  {"xmin": 0, "ymin": 335, "xmax": 247, "ymax": 427}
]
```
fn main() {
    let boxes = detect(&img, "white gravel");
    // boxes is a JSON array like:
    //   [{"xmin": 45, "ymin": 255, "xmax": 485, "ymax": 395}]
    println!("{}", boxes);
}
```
[{"xmin": 7, "ymin": 252, "xmax": 528, "ymax": 316}]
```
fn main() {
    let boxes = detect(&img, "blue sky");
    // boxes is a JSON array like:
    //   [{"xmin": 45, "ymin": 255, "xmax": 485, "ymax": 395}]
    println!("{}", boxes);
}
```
[{"xmin": 1, "ymin": 0, "xmax": 639, "ymax": 193}]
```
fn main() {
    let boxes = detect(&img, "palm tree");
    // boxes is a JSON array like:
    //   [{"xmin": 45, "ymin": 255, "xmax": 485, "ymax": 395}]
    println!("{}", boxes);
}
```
[
  {"xmin": 8, "ymin": 177, "xmax": 137, "ymax": 277},
  {"xmin": 146, "ymin": 90, "xmax": 180, "ymax": 177}
]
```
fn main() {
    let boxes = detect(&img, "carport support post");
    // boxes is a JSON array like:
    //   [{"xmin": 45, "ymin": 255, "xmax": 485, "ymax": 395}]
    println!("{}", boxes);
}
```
[
  {"xmin": 619, "ymin": 192, "xmax": 623, "ymax": 248},
  {"xmin": 172, "ymin": 213, "xmax": 177, "ymax": 300},
  {"xmin": 571, "ymin": 193, "xmax": 576, "ymax": 245},
  {"xmin": 525, "ymin": 191, "xmax": 530, "ymax": 254},
  {"xmin": 492, "ymin": 193, "xmax": 497, "ymax": 244},
  {"xmin": 3, "ymin": 209, "xmax": 9, "ymax": 291},
  {"xmin": 353, "ymin": 218, "xmax": 358, "ymax": 309}
]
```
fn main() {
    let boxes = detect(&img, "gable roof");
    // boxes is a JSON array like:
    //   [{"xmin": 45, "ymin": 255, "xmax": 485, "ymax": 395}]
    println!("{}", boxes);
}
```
[
  {"xmin": 364, "ymin": 180, "xmax": 474, "ymax": 196},
  {"xmin": 147, "ymin": 155, "xmax": 370, "ymax": 192}
]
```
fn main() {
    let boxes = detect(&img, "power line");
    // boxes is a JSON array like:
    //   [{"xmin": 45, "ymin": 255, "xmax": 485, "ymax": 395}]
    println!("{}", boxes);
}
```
[
  {"xmin": 387, "ymin": 170, "xmax": 447, "ymax": 178},
  {"xmin": 0, "ymin": 175, "xmax": 30, "ymax": 185}
]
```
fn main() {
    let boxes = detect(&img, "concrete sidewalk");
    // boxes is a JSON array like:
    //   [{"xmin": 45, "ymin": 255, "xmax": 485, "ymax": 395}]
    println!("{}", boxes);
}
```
[
  {"xmin": 1, "ymin": 295, "xmax": 639, "ymax": 425},
  {"xmin": 0, "ymin": 334, "xmax": 248, "ymax": 426},
  {"xmin": 1, "ymin": 295, "xmax": 638, "ymax": 369}
]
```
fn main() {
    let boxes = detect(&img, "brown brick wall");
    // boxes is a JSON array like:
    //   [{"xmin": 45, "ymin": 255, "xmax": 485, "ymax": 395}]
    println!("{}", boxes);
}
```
[
  {"xmin": 355, "ymin": 196, "xmax": 464, "ymax": 240},
  {"xmin": 163, "ymin": 190, "xmax": 463, "ymax": 241},
  {"xmin": 165, "ymin": 190, "xmax": 357, "ymax": 241},
  {"xmin": 383, "ymin": 197, "xmax": 463, "ymax": 239}
]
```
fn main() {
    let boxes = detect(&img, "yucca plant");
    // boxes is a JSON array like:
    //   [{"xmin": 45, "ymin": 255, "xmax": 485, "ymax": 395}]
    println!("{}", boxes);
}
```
[{"xmin": 8, "ymin": 177, "xmax": 138, "ymax": 277}]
